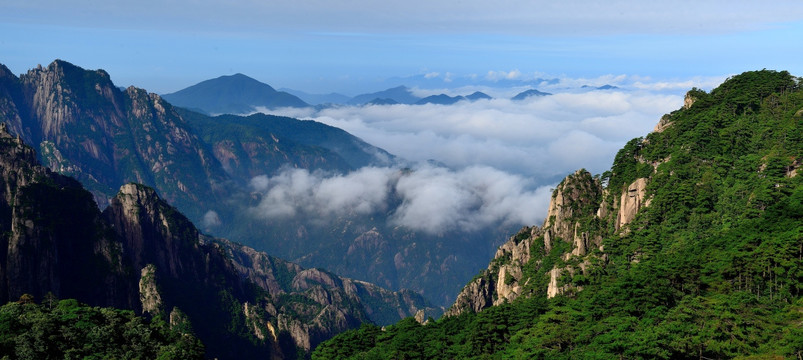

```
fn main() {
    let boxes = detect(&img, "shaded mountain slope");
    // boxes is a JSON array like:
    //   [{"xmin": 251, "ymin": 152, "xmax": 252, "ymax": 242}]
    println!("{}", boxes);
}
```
[
  {"xmin": 177, "ymin": 109, "xmax": 396, "ymax": 177},
  {"xmin": 0, "ymin": 124, "xmax": 439, "ymax": 358},
  {"xmin": 511, "ymin": 88, "xmax": 551, "ymax": 100}
]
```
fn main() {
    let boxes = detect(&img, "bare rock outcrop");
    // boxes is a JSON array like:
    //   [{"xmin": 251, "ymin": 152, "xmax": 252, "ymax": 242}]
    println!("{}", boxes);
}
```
[
  {"xmin": 616, "ymin": 177, "xmax": 650, "ymax": 231},
  {"xmin": 139, "ymin": 264, "xmax": 162, "ymax": 315},
  {"xmin": 446, "ymin": 170, "xmax": 606, "ymax": 314},
  {"xmin": 443, "ymin": 276, "xmax": 494, "ymax": 316},
  {"xmin": 543, "ymin": 169, "xmax": 603, "ymax": 253},
  {"xmin": 653, "ymin": 114, "xmax": 673, "ymax": 133},
  {"xmin": 683, "ymin": 91, "xmax": 697, "ymax": 109}
]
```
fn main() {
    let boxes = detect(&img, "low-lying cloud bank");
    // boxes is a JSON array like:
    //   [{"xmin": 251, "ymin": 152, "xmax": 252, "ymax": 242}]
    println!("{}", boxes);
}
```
[{"xmin": 248, "ymin": 165, "xmax": 553, "ymax": 234}]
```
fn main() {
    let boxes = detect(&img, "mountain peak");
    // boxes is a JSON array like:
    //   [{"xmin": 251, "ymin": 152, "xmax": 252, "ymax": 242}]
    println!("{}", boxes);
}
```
[{"xmin": 162, "ymin": 73, "xmax": 308, "ymax": 114}]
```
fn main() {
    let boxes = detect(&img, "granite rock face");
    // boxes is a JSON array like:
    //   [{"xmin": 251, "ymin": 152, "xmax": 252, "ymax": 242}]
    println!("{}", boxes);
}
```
[{"xmin": 0, "ymin": 60, "xmax": 227, "ymax": 219}]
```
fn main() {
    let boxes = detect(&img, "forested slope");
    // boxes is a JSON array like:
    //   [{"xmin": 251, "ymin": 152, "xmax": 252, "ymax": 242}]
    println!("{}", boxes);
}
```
[{"xmin": 314, "ymin": 70, "xmax": 803, "ymax": 359}]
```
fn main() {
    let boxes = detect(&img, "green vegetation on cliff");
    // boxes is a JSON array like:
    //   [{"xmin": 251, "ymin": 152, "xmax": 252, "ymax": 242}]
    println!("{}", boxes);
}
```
[{"xmin": 314, "ymin": 70, "xmax": 803, "ymax": 359}]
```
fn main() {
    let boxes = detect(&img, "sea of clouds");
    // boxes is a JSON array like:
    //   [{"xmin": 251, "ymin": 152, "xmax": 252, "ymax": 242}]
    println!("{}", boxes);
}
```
[{"xmin": 246, "ymin": 83, "xmax": 691, "ymax": 233}]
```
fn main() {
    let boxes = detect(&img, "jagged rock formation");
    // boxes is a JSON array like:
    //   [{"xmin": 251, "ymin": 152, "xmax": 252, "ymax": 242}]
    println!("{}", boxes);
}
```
[
  {"xmin": 446, "ymin": 152, "xmax": 660, "ymax": 314},
  {"xmin": 0, "ymin": 60, "xmax": 227, "ymax": 219},
  {"xmin": 138, "ymin": 264, "xmax": 162, "ymax": 315},
  {"xmin": 0, "ymin": 125, "xmax": 440, "ymax": 358},
  {"xmin": 653, "ymin": 114, "xmax": 673, "ymax": 133}
]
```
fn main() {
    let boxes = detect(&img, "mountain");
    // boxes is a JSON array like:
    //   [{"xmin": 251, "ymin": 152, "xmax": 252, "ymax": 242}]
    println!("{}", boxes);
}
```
[
  {"xmin": 280, "ymin": 88, "xmax": 352, "ymax": 105},
  {"xmin": 511, "ymin": 88, "xmax": 552, "ymax": 100},
  {"xmin": 0, "ymin": 60, "xmax": 512, "ymax": 309},
  {"xmin": 465, "ymin": 91, "xmax": 492, "ymax": 101},
  {"xmin": 0, "ymin": 125, "xmax": 440, "ymax": 358},
  {"xmin": 162, "ymin": 73, "xmax": 309, "ymax": 115},
  {"xmin": 415, "ymin": 94, "xmax": 466, "ymax": 105},
  {"xmin": 314, "ymin": 70, "xmax": 803, "ymax": 359},
  {"xmin": 348, "ymin": 86, "xmax": 421, "ymax": 105}
]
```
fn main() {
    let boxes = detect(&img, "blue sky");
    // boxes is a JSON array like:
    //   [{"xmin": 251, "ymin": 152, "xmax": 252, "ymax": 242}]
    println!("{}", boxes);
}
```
[{"xmin": 2, "ymin": 1, "xmax": 803, "ymax": 94}]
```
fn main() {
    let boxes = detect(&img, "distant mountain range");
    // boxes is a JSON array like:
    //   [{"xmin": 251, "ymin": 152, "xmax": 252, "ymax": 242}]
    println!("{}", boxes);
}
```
[
  {"xmin": 581, "ymin": 84, "xmax": 619, "ymax": 90},
  {"xmin": 164, "ymin": 74, "xmax": 560, "ymax": 113}
]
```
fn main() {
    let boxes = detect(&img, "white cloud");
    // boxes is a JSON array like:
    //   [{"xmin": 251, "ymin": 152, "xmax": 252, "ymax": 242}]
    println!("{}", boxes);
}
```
[
  {"xmin": 202, "ymin": 210, "xmax": 222, "ymax": 228},
  {"xmin": 250, "ymin": 84, "xmax": 686, "ymax": 234},
  {"xmin": 247, "ymin": 164, "xmax": 554, "ymax": 234},
  {"xmin": 248, "ymin": 167, "xmax": 394, "ymax": 219}
]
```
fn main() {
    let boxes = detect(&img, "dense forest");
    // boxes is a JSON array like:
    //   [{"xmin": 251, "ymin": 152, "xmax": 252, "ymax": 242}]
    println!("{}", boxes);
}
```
[
  {"xmin": 0, "ymin": 296, "xmax": 204, "ymax": 359},
  {"xmin": 314, "ymin": 71, "xmax": 803, "ymax": 359}
]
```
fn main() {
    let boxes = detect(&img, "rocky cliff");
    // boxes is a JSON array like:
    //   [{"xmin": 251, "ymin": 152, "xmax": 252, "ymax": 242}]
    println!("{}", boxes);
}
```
[
  {"xmin": 0, "ymin": 122, "xmax": 134, "ymax": 307},
  {"xmin": 446, "ymin": 144, "xmax": 654, "ymax": 315},
  {"xmin": 0, "ymin": 60, "xmax": 228, "ymax": 220},
  {"xmin": 445, "ymin": 71, "xmax": 800, "ymax": 316}
]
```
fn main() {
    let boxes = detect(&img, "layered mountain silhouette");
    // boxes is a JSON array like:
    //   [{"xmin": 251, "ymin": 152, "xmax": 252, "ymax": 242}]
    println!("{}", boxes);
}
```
[{"xmin": 416, "ymin": 94, "xmax": 466, "ymax": 105}]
